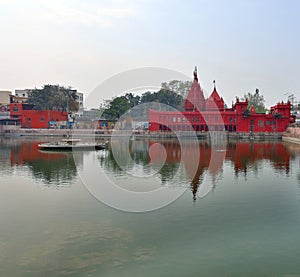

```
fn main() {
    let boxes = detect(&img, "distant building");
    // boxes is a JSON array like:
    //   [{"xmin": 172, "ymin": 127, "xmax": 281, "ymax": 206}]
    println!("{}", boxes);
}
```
[
  {"xmin": 75, "ymin": 91, "xmax": 84, "ymax": 116},
  {"xmin": 13, "ymin": 89, "xmax": 33, "ymax": 103},
  {"xmin": 149, "ymin": 67, "xmax": 295, "ymax": 133},
  {"xmin": 0, "ymin": 90, "xmax": 12, "ymax": 120},
  {"xmin": 0, "ymin": 90, "xmax": 12, "ymax": 105},
  {"xmin": 12, "ymin": 88, "xmax": 84, "ymax": 115},
  {"xmin": 10, "ymin": 103, "xmax": 68, "ymax": 128}
]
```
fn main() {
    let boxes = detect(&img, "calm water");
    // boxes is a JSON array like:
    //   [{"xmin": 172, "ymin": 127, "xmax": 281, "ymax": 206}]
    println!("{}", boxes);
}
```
[{"xmin": 1, "ymin": 137, "xmax": 300, "ymax": 276}]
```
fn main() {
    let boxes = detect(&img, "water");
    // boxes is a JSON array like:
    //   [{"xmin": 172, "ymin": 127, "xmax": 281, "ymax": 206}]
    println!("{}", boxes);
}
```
[{"xmin": 1, "ymin": 137, "xmax": 300, "ymax": 276}]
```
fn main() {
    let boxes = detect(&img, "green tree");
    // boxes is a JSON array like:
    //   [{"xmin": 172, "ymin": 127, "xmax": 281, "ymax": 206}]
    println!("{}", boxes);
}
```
[
  {"xmin": 140, "ymin": 89, "xmax": 184, "ymax": 110},
  {"xmin": 28, "ymin": 85, "xmax": 78, "ymax": 112},
  {"xmin": 161, "ymin": 80, "xmax": 192, "ymax": 97},
  {"xmin": 100, "ymin": 80, "xmax": 188, "ymax": 120},
  {"xmin": 102, "ymin": 96, "xmax": 131, "ymax": 120},
  {"xmin": 243, "ymin": 89, "xmax": 266, "ymax": 113},
  {"xmin": 125, "ymin": 93, "xmax": 140, "ymax": 108}
]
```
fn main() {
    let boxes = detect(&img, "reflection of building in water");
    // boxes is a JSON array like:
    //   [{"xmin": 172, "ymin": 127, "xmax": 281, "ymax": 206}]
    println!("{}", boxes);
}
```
[
  {"xmin": 149, "ymin": 140, "xmax": 293, "ymax": 199},
  {"xmin": 8, "ymin": 140, "xmax": 81, "ymax": 187},
  {"xmin": 226, "ymin": 142, "xmax": 292, "ymax": 176},
  {"xmin": 0, "ymin": 139, "xmax": 11, "ymax": 170}
]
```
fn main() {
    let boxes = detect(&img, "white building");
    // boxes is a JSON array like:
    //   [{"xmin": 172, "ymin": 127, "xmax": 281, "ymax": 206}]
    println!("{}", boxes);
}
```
[
  {"xmin": 14, "ymin": 89, "xmax": 33, "ymax": 103},
  {"xmin": 75, "ymin": 91, "xmax": 84, "ymax": 116},
  {"xmin": 0, "ymin": 90, "xmax": 12, "ymax": 105},
  {"xmin": 0, "ymin": 90, "xmax": 12, "ymax": 119}
]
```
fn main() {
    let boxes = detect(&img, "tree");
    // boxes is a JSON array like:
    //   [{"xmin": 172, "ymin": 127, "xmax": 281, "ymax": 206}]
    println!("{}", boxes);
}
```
[
  {"xmin": 243, "ymin": 89, "xmax": 266, "ymax": 113},
  {"xmin": 100, "ymin": 80, "xmax": 188, "ymax": 120},
  {"xmin": 28, "ymin": 85, "xmax": 79, "ymax": 112},
  {"xmin": 101, "ymin": 96, "xmax": 130, "ymax": 120},
  {"xmin": 125, "ymin": 93, "xmax": 140, "ymax": 108},
  {"xmin": 161, "ymin": 80, "xmax": 192, "ymax": 97},
  {"xmin": 140, "ymin": 89, "xmax": 184, "ymax": 110}
]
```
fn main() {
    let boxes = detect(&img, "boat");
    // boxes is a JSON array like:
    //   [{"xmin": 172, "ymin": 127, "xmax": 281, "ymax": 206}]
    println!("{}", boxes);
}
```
[{"xmin": 38, "ymin": 139, "xmax": 107, "ymax": 151}]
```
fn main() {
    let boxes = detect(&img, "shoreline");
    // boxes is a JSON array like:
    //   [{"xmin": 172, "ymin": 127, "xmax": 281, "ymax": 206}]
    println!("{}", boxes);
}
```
[
  {"xmin": 282, "ymin": 126, "xmax": 300, "ymax": 145},
  {"xmin": 0, "ymin": 128, "xmax": 287, "ymax": 141},
  {"xmin": 282, "ymin": 136, "xmax": 300, "ymax": 145}
]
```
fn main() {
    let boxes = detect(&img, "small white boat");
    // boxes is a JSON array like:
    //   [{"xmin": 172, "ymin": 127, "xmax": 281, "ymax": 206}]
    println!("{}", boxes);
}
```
[{"xmin": 38, "ymin": 139, "xmax": 107, "ymax": 151}]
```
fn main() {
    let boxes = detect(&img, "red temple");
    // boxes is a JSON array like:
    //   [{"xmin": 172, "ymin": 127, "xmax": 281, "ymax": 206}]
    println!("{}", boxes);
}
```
[{"xmin": 148, "ymin": 67, "xmax": 294, "ymax": 133}]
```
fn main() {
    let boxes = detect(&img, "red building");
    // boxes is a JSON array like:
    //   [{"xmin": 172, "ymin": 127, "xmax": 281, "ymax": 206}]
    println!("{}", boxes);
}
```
[
  {"xmin": 10, "ymin": 103, "xmax": 68, "ymax": 128},
  {"xmin": 149, "ymin": 67, "xmax": 294, "ymax": 133}
]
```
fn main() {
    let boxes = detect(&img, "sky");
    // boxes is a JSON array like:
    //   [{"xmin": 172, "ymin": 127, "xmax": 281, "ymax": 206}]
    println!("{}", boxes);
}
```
[{"xmin": 0, "ymin": 0, "xmax": 299, "ymax": 108}]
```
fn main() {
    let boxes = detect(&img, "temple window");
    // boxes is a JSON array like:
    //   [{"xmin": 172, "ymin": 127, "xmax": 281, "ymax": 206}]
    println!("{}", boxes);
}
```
[
  {"xmin": 178, "ymin": 117, "xmax": 181, "ymax": 122},
  {"xmin": 173, "ymin": 117, "xmax": 176, "ymax": 122}
]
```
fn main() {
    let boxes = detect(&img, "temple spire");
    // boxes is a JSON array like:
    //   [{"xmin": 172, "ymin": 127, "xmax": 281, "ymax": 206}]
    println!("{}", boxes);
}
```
[
  {"xmin": 213, "ymin": 80, "xmax": 216, "ymax": 90},
  {"xmin": 193, "ymin": 66, "xmax": 198, "ymax": 82}
]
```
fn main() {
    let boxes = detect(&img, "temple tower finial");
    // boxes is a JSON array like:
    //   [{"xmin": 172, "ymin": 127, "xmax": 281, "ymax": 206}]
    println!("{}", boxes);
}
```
[
  {"xmin": 193, "ymin": 66, "xmax": 198, "ymax": 82},
  {"xmin": 213, "ymin": 80, "xmax": 216, "ymax": 89}
]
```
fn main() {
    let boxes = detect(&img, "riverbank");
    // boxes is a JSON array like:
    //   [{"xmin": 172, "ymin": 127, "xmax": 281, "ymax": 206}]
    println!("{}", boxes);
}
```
[
  {"xmin": 282, "ymin": 126, "xmax": 300, "ymax": 145},
  {"xmin": 1, "ymin": 127, "xmax": 284, "ymax": 141}
]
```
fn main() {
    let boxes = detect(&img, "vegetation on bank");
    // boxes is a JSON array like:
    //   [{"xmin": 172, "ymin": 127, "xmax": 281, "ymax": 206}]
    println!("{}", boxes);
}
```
[
  {"xmin": 28, "ymin": 85, "xmax": 79, "ymax": 112},
  {"xmin": 26, "ymin": 82, "xmax": 268, "ymax": 120},
  {"xmin": 100, "ymin": 81, "xmax": 267, "ymax": 120},
  {"xmin": 100, "ymin": 81, "xmax": 192, "ymax": 121}
]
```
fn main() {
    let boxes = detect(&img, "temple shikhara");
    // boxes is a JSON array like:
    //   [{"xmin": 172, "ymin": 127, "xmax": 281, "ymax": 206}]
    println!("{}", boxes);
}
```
[{"xmin": 148, "ymin": 67, "xmax": 294, "ymax": 133}]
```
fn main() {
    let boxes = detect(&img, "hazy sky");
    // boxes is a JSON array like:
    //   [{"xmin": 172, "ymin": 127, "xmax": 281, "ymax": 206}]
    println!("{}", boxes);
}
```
[{"xmin": 1, "ymin": 0, "xmax": 299, "ymax": 107}]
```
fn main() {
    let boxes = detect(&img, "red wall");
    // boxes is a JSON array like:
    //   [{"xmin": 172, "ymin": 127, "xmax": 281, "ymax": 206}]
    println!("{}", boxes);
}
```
[
  {"xmin": 148, "ymin": 101, "xmax": 293, "ymax": 133},
  {"xmin": 10, "ymin": 103, "xmax": 68, "ymax": 128}
]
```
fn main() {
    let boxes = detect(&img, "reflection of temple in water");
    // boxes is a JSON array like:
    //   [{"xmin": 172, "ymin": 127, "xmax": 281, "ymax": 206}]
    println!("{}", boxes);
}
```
[{"xmin": 149, "ymin": 140, "xmax": 293, "ymax": 200}]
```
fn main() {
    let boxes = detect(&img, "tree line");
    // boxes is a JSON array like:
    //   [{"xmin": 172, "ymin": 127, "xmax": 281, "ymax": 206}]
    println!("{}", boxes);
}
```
[
  {"xmin": 26, "ymin": 82, "xmax": 267, "ymax": 119},
  {"xmin": 101, "ymin": 82, "xmax": 267, "ymax": 120}
]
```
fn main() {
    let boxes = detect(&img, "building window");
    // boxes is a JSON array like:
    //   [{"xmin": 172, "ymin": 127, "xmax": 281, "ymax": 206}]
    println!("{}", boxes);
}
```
[
  {"xmin": 192, "ymin": 117, "xmax": 194, "ymax": 122},
  {"xmin": 13, "ymin": 107, "xmax": 18, "ymax": 112},
  {"xmin": 40, "ymin": 117, "xmax": 44, "ymax": 122},
  {"xmin": 178, "ymin": 117, "xmax": 181, "ymax": 122},
  {"xmin": 229, "ymin": 117, "xmax": 232, "ymax": 122},
  {"xmin": 196, "ymin": 117, "xmax": 199, "ymax": 122},
  {"xmin": 173, "ymin": 117, "xmax": 176, "ymax": 122},
  {"xmin": 258, "ymin": 120, "xmax": 264, "ymax": 127},
  {"xmin": 182, "ymin": 117, "xmax": 185, "ymax": 122}
]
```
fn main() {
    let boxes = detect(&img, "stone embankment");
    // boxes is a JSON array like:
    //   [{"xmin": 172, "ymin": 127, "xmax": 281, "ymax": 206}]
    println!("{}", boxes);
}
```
[
  {"xmin": 1, "ymin": 127, "xmax": 283, "ymax": 141},
  {"xmin": 282, "ymin": 126, "xmax": 300, "ymax": 144}
]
